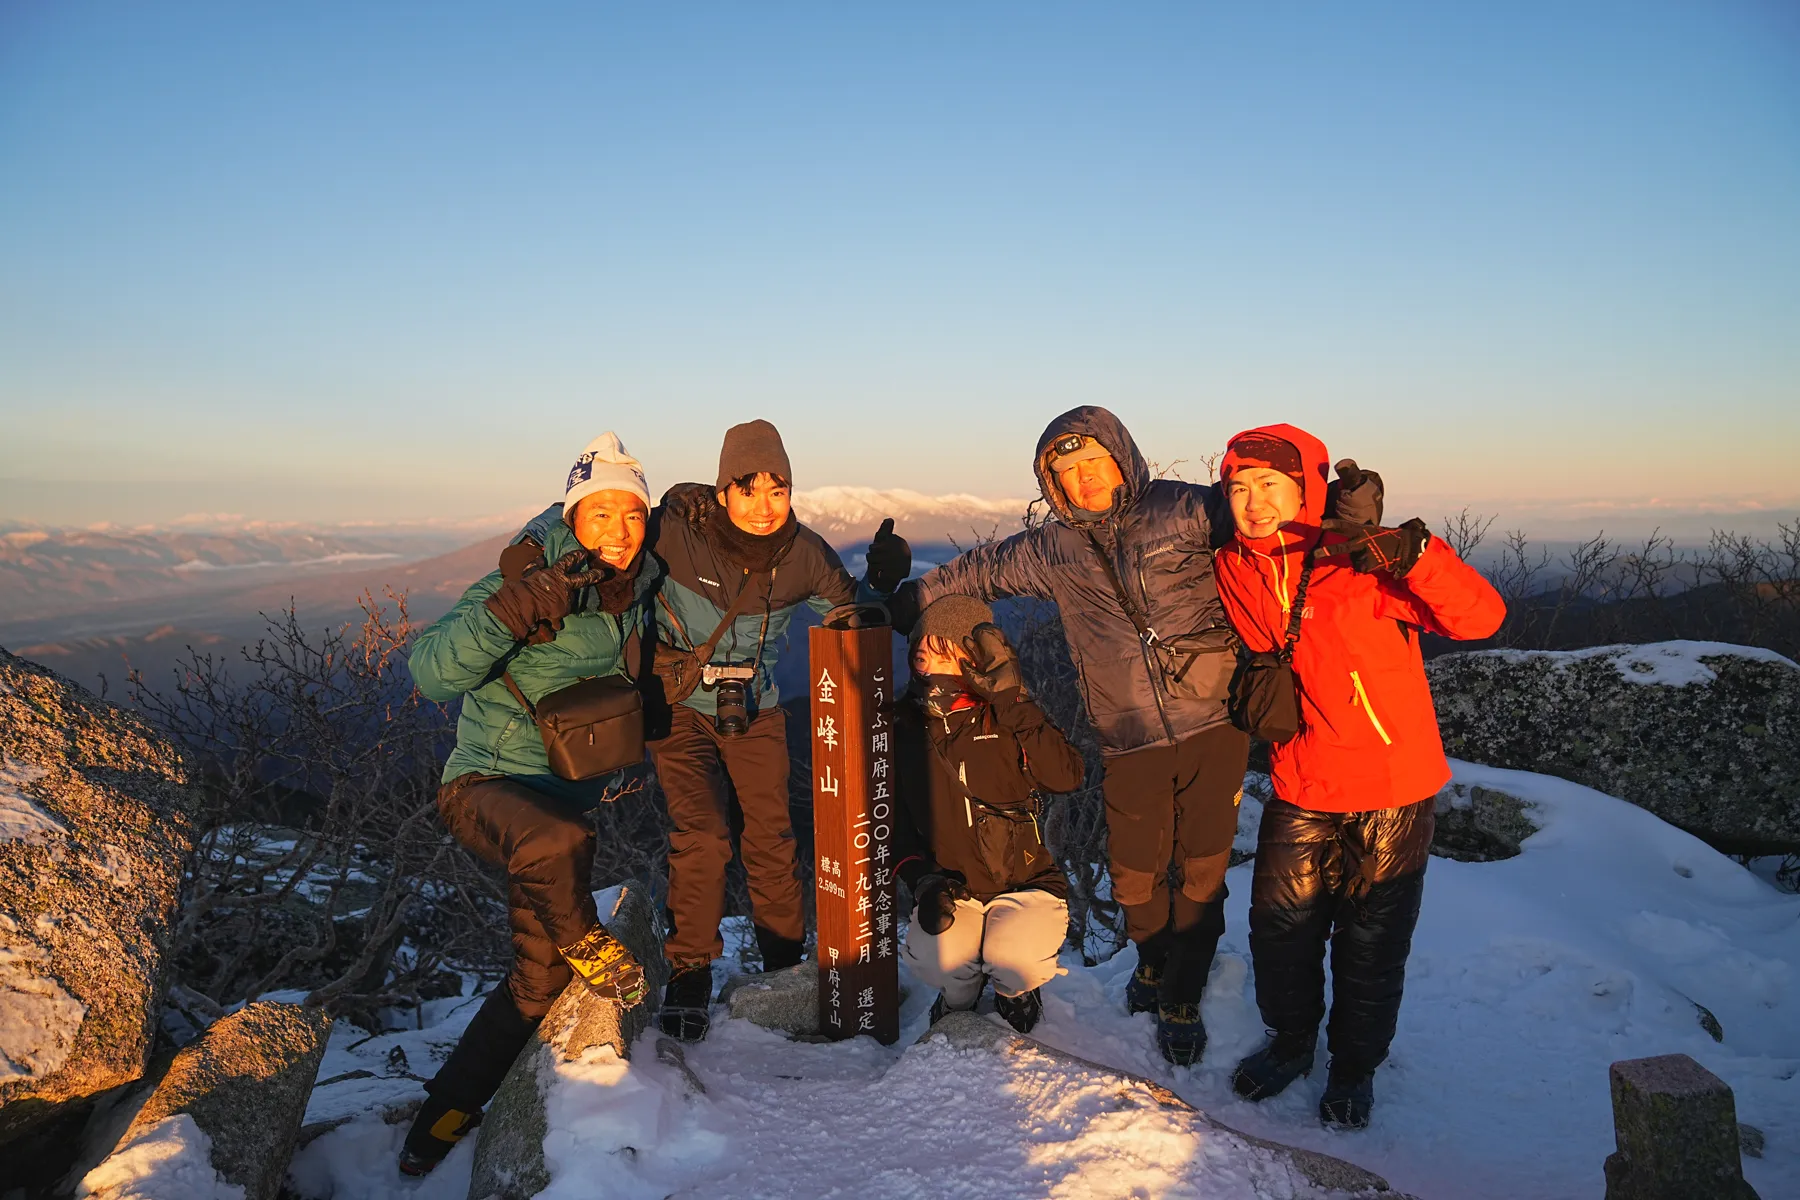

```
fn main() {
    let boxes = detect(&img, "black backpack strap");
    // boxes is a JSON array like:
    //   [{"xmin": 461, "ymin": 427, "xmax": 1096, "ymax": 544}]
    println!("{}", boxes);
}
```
[
  {"xmin": 1087, "ymin": 535, "xmax": 1159, "ymax": 646},
  {"xmin": 1276, "ymin": 550, "xmax": 1317, "ymax": 662}
]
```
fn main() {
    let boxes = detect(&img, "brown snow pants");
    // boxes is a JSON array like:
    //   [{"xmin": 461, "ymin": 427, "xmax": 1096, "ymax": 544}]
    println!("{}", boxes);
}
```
[
  {"xmin": 1102, "ymin": 723, "xmax": 1249, "ymax": 999},
  {"xmin": 653, "ymin": 704, "xmax": 804, "ymax": 966},
  {"xmin": 436, "ymin": 773, "xmax": 598, "ymax": 1020}
]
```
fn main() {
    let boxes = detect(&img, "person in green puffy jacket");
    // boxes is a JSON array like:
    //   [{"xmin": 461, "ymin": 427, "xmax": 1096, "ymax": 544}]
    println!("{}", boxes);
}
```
[{"xmin": 397, "ymin": 431, "xmax": 663, "ymax": 1178}]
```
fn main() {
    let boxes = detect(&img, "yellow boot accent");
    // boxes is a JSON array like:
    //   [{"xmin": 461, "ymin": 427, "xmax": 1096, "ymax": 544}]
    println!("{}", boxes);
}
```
[{"xmin": 558, "ymin": 924, "xmax": 648, "ymax": 1006}]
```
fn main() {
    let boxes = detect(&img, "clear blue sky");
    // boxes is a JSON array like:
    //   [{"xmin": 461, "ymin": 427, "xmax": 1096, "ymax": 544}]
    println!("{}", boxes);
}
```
[{"xmin": 2, "ymin": 2, "xmax": 1796, "ymax": 528}]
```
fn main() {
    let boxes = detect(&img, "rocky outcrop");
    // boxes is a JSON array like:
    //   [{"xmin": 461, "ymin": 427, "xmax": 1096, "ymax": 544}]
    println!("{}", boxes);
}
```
[
  {"xmin": 78, "ymin": 1001, "xmax": 333, "ymax": 1200},
  {"xmin": 1431, "ymin": 782, "xmax": 1540, "ymax": 862},
  {"xmin": 719, "ymin": 963, "xmax": 819, "ymax": 1036},
  {"xmin": 468, "ymin": 882, "xmax": 666, "ymax": 1200},
  {"xmin": 0, "ymin": 647, "xmax": 195, "ymax": 1146},
  {"xmin": 1428, "ymin": 642, "xmax": 1800, "ymax": 853},
  {"xmin": 927, "ymin": 1011, "xmax": 1417, "ymax": 1199}
]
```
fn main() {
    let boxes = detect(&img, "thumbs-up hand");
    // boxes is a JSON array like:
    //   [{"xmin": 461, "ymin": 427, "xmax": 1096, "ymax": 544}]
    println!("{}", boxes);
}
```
[{"xmin": 863, "ymin": 517, "xmax": 912, "ymax": 595}]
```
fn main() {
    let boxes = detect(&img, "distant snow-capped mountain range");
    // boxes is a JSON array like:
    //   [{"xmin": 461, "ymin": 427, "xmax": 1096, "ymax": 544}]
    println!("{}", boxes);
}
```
[{"xmin": 790, "ymin": 487, "xmax": 1034, "ymax": 543}]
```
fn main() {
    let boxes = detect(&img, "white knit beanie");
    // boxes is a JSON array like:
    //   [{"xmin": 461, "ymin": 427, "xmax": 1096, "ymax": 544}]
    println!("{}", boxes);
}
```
[{"xmin": 563, "ymin": 432, "xmax": 651, "ymax": 515}]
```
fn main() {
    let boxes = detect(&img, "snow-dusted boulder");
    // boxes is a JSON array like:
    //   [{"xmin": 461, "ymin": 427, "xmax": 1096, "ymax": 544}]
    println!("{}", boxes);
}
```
[
  {"xmin": 0, "ymin": 647, "xmax": 195, "ymax": 1145},
  {"xmin": 1431, "ymin": 781, "xmax": 1540, "ymax": 862},
  {"xmin": 469, "ymin": 881, "xmax": 667, "ymax": 1200},
  {"xmin": 926, "ymin": 1011, "xmax": 1416, "ymax": 1199},
  {"xmin": 719, "ymin": 962, "xmax": 819, "ymax": 1035},
  {"xmin": 78, "ymin": 1000, "xmax": 333, "ymax": 1200},
  {"xmin": 1428, "ymin": 642, "xmax": 1800, "ymax": 853}
]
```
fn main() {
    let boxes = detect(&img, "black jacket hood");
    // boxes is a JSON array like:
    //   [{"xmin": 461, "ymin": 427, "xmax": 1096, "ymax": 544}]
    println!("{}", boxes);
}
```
[{"xmin": 1033, "ymin": 406, "xmax": 1153, "ymax": 528}]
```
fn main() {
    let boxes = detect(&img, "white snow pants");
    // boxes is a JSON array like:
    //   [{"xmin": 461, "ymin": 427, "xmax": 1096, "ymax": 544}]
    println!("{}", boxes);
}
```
[{"xmin": 903, "ymin": 888, "xmax": 1068, "ymax": 1009}]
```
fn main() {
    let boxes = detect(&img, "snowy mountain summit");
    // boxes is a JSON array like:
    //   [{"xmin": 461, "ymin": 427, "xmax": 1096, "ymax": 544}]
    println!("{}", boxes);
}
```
[{"xmin": 791, "ymin": 486, "xmax": 1034, "ymax": 544}]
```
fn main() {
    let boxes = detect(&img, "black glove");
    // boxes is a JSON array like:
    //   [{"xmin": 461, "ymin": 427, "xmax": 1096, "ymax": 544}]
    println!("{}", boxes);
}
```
[
  {"xmin": 483, "ymin": 548, "xmax": 609, "ymax": 640},
  {"xmin": 1318, "ymin": 517, "xmax": 1430, "ymax": 578},
  {"xmin": 863, "ymin": 517, "xmax": 911, "ymax": 595},
  {"xmin": 912, "ymin": 873, "xmax": 969, "ymax": 936},
  {"xmin": 960, "ymin": 622, "xmax": 1026, "ymax": 699},
  {"xmin": 1324, "ymin": 459, "xmax": 1385, "ymax": 527},
  {"xmin": 660, "ymin": 482, "xmax": 716, "ymax": 529},
  {"xmin": 886, "ymin": 580, "xmax": 922, "ymax": 636}
]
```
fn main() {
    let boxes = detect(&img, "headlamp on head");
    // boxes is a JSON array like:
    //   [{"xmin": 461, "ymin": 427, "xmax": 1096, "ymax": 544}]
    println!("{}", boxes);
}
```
[{"xmin": 1048, "ymin": 434, "xmax": 1112, "ymax": 472}]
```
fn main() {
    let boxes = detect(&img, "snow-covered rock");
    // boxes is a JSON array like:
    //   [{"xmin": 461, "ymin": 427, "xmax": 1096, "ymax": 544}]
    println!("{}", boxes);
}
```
[
  {"xmin": 719, "ymin": 962, "xmax": 820, "ymax": 1036},
  {"xmin": 1427, "ymin": 641, "xmax": 1800, "ymax": 853},
  {"xmin": 75, "ymin": 1114, "xmax": 245, "ymax": 1200},
  {"xmin": 468, "ymin": 882, "xmax": 667, "ymax": 1200},
  {"xmin": 0, "ymin": 646, "xmax": 195, "ymax": 1146},
  {"xmin": 78, "ymin": 1001, "xmax": 333, "ymax": 1200},
  {"xmin": 1430, "ymin": 781, "xmax": 1539, "ymax": 862}
]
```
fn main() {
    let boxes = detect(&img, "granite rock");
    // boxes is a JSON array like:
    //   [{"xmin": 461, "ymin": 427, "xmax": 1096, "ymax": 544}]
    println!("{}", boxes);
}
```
[{"xmin": 0, "ymin": 647, "xmax": 195, "ymax": 1146}]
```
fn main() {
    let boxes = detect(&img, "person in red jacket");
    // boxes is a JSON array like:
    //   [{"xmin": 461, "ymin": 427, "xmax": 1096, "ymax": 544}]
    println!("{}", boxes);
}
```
[{"xmin": 1213, "ymin": 423, "xmax": 1504, "ymax": 1129}]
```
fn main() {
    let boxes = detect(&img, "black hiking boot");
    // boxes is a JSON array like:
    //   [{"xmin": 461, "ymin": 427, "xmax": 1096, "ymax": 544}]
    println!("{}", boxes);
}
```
[
  {"xmin": 1319, "ymin": 1061, "xmax": 1375, "ymax": 1129},
  {"xmin": 754, "ymin": 925, "xmax": 806, "ymax": 973},
  {"xmin": 398, "ymin": 1093, "xmax": 481, "ymax": 1176},
  {"xmin": 1232, "ymin": 1033, "xmax": 1317, "ymax": 1101},
  {"xmin": 1155, "ymin": 1003, "xmax": 1207, "ymax": 1066},
  {"xmin": 994, "ymin": 988, "xmax": 1043, "ymax": 1034},
  {"xmin": 657, "ymin": 964, "xmax": 713, "ymax": 1042},
  {"xmin": 1126, "ymin": 961, "xmax": 1162, "ymax": 1015}
]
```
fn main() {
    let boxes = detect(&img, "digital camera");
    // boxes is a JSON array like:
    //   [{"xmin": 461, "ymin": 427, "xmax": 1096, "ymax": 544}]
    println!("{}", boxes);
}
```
[{"xmin": 701, "ymin": 663, "xmax": 757, "ymax": 737}]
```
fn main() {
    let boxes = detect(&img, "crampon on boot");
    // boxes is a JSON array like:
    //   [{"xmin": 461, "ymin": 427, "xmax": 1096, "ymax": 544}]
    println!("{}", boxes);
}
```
[
  {"xmin": 658, "ymin": 964, "xmax": 713, "ymax": 1042},
  {"xmin": 398, "ymin": 1093, "xmax": 481, "ymax": 1176},
  {"xmin": 558, "ymin": 924, "xmax": 647, "ymax": 1006},
  {"xmin": 1155, "ymin": 1002, "xmax": 1207, "ymax": 1067},
  {"xmin": 994, "ymin": 988, "xmax": 1043, "ymax": 1034},
  {"xmin": 1319, "ymin": 1061, "xmax": 1375, "ymax": 1129},
  {"xmin": 1125, "ymin": 960, "xmax": 1161, "ymax": 1015},
  {"xmin": 1232, "ymin": 1033, "xmax": 1317, "ymax": 1101}
]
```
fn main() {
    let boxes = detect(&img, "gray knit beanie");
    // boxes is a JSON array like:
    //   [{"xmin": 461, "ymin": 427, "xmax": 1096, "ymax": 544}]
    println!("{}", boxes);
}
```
[
  {"xmin": 910, "ymin": 595, "xmax": 994, "ymax": 655},
  {"xmin": 716, "ymin": 419, "xmax": 793, "ymax": 491}
]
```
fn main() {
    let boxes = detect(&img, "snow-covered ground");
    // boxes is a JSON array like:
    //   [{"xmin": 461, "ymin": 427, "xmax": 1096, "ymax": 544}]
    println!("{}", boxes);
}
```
[{"xmin": 289, "ymin": 761, "xmax": 1799, "ymax": 1199}]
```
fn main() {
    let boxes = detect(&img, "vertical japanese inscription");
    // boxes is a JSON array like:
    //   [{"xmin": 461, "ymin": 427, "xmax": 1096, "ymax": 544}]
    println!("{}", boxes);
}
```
[{"xmin": 810, "ymin": 622, "xmax": 899, "ymax": 1044}]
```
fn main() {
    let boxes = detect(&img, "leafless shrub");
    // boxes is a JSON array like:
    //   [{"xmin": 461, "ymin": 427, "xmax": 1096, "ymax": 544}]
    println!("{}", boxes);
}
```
[
  {"xmin": 132, "ymin": 591, "xmax": 514, "ymax": 1025},
  {"xmin": 1439, "ymin": 508, "xmax": 1497, "ymax": 561}
]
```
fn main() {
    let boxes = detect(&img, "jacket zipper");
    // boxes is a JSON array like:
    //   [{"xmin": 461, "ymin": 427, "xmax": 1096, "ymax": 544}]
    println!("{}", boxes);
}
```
[
  {"xmin": 1129, "ymin": 540, "xmax": 1177, "ymax": 743},
  {"xmin": 1349, "ymin": 670, "xmax": 1393, "ymax": 745}
]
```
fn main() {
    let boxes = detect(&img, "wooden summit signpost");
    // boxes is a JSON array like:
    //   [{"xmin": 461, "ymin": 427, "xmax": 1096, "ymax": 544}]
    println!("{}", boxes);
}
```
[{"xmin": 809, "ymin": 620, "xmax": 900, "ymax": 1044}]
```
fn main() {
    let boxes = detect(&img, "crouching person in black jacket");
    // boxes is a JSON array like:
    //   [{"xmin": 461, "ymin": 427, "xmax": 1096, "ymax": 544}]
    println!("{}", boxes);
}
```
[{"xmin": 893, "ymin": 597, "xmax": 1086, "ymax": 1034}]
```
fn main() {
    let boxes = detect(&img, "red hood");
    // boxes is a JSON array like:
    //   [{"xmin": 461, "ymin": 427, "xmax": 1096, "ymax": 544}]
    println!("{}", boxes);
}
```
[{"xmin": 1221, "ymin": 422, "xmax": 1331, "ymax": 554}]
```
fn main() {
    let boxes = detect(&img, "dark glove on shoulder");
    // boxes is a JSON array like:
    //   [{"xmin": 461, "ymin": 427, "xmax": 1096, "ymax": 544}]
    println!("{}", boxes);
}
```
[
  {"xmin": 1319, "ymin": 518, "xmax": 1430, "ymax": 578},
  {"xmin": 484, "ymin": 548, "xmax": 608, "ymax": 641},
  {"xmin": 1324, "ymin": 459, "xmax": 1385, "ymax": 526},
  {"xmin": 660, "ymin": 482, "xmax": 716, "ymax": 529},
  {"xmin": 912, "ymin": 872, "xmax": 970, "ymax": 936},
  {"xmin": 887, "ymin": 579, "xmax": 923, "ymax": 636},
  {"xmin": 960, "ymin": 622, "xmax": 1026, "ymax": 701},
  {"xmin": 863, "ymin": 518, "xmax": 911, "ymax": 595}
]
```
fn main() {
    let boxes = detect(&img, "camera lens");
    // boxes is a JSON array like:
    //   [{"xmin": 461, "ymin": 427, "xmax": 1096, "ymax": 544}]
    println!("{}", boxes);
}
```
[{"xmin": 714, "ymin": 679, "xmax": 750, "ymax": 737}]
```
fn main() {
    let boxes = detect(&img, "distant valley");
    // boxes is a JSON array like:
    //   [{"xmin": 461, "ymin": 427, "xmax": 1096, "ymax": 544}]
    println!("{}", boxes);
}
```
[{"xmin": 0, "ymin": 490, "xmax": 1028, "ymax": 696}]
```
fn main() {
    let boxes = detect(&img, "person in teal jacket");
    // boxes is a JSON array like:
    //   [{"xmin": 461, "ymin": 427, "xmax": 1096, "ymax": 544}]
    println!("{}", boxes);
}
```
[{"xmin": 398, "ymin": 432, "xmax": 662, "ymax": 1177}]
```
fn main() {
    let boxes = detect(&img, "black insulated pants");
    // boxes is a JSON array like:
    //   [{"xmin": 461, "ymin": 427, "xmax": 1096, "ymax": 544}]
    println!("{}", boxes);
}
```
[{"xmin": 1247, "ymin": 796, "xmax": 1434, "ymax": 1073}]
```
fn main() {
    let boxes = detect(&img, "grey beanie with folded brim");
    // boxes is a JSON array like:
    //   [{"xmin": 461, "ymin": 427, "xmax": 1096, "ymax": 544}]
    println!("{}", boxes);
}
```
[
  {"xmin": 716, "ymin": 419, "xmax": 793, "ymax": 491},
  {"xmin": 910, "ymin": 594, "xmax": 995, "ymax": 655}
]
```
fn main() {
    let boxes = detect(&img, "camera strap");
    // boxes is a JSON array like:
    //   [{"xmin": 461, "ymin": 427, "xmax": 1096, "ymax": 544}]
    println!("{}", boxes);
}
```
[{"xmin": 657, "ymin": 568, "xmax": 772, "ymax": 664}]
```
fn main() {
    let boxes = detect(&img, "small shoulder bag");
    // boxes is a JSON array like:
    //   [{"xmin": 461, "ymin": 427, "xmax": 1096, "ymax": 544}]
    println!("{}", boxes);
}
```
[
  {"xmin": 502, "ymin": 669, "xmax": 644, "ymax": 782},
  {"xmin": 491, "ymin": 538, "xmax": 645, "ymax": 782},
  {"xmin": 1227, "ymin": 550, "xmax": 1315, "ymax": 743}
]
